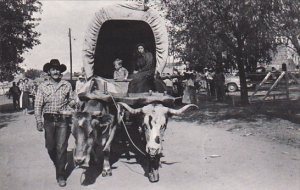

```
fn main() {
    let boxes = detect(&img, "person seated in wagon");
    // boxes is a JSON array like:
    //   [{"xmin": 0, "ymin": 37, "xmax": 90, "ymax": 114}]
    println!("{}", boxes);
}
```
[
  {"xmin": 113, "ymin": 58, "xmax": 128, "ymax": 80},
  {"xmin": 128, "ymin": 43, "xmax": 156, "ymax": 93}
]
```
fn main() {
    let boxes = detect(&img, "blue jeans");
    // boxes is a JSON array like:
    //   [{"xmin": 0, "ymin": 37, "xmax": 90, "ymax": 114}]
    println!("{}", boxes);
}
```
[{"xmin": 43, "ymin": 115, "xmax": 70, "ymax": 179}]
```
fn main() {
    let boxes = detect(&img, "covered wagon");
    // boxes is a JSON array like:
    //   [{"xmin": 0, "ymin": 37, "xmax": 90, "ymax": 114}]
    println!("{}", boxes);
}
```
[
  {"xmin": 70, "ymin": 1, "xmax": 197, "ymax": 183},
  {"xmin": 79, "ymin": 1, "xmax": 169, "ymax": 96}
]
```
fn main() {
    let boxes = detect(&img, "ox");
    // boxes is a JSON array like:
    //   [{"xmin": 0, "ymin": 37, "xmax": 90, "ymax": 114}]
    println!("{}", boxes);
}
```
[
  {"xmin": 118, "ymin": 102, "xmax": 197, "ymax": 182},
  {"xmin": 63, "ymin": 99, "xmax": 117, "ymax": 177}
]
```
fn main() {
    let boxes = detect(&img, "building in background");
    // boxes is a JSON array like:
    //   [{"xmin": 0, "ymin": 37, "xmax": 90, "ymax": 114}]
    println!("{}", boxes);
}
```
[{"xmin": 268, "ymin": 37, "xmax": 300, "ymax": 71}]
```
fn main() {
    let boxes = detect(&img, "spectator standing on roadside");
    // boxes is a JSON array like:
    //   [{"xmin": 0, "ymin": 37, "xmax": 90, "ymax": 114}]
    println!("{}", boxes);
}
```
[
  {"xmin": 205, "ymin": 68, "xmax": 215, "ymax": 98},
  {"xmin": 9, "ymin": 82, "xmax": 21, "ymax": 111},
  {"xmin": 18, "ymin": 79, "xmax": 24, "ymax": 109},
  {"xmin": 182, "ymin": 72, "xmax": 196, "ymax": 104},
  {"xmin": 30, "ymin": 84, "xmax": 38, "ymax": 109},
  {"xmin": 295, "ymin": 65, "xmax": 300, "ymax": 73},
  {"xmin": 214, "ymin": 67, "xmax": 225, "ymax": 102},
  {"xmin": 163, "ymin": 73, "xmax": 174, "ymax": 95},
  {"xmin": 20, "ymin": 78, "xmax": 31, "ymax": 115},
  {"xmin": 75, "ymin": 75, "xmax": 86, "ymax": 106}
]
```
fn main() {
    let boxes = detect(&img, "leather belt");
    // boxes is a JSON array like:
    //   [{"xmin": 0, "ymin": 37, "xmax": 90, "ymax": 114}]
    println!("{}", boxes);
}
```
[{"xmin": 43, "ymin": 113, "xmax": 65, "ymax": 122}]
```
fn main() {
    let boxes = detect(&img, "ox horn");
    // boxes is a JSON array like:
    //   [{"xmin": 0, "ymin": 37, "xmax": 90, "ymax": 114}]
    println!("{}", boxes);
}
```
[
  {"xmin": 168, "ymin": 104, "xmax": 198, "ymax": 115},
  {"xmin": 118, "ymin": 102, "xmax": 142, "ymax": 114}
]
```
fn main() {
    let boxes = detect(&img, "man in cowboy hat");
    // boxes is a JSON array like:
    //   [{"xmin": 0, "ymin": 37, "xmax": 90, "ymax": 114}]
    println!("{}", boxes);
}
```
[{"xmin": 34, "ymin": 59, "xmax": 75, "ymax": 187}]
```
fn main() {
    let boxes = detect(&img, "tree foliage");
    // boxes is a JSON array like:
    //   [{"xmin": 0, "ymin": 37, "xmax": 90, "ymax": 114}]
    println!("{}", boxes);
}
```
[
  {"xmin": 0, "ymin": 0, "xmax": 42, "ymax": 82},
  {"xmin": 164, "ymin": 0, "xmax": 285, "ymax": 105},
  {"xmin": 276, "ymin": 0, "xmax": 300, "ymax": 56},
  {"xmin": 24, "ymin": 68, "xmax": 42, "ymax": 80}
]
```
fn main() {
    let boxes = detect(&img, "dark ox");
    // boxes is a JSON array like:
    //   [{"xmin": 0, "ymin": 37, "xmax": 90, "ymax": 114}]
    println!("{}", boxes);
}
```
[
  {"xmin": 66, "ymin": 100, "xmax": 117, "ymax": 177},
  {"xmin": 118, "ymin": 102, "xmax": 197, "ymax": 182}
]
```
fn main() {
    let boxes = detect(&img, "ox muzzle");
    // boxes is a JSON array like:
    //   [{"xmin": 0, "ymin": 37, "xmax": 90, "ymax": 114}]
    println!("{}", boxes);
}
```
[{"xmin": 59, "ymin": 110, "xmax": 102, "ymax": 167}]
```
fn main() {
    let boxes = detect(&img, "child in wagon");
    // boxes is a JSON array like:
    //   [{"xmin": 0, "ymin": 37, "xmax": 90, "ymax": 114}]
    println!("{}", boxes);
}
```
[{"xmin": 113, "ymin": 58, "xmax": 128, "ymax": 80}]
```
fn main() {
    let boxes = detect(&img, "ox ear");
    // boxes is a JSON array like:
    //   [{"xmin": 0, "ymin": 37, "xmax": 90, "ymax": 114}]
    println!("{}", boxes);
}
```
[
  {"xmin": 117, "ymin": 102, "xmax": 142, "ymax": 114},
  {"xmin": 168, "ymin": 104, "xmax": 198, "ymax": 115}
]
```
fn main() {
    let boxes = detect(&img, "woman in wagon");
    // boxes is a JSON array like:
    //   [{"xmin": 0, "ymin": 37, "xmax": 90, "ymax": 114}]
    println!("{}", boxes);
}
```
[
  {"xmin": 128, "ymin": 43, "xmax": 156, "ymax": 93},
  {"xmin": 113, "ymin": 58, "xmax": 128, "ymax": 80}
]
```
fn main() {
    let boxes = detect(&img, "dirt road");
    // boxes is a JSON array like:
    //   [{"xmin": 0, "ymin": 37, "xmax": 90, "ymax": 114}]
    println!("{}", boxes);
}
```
[{"xmin": 0, "ymin": 110, "xmax": 299, "ymax": 190}]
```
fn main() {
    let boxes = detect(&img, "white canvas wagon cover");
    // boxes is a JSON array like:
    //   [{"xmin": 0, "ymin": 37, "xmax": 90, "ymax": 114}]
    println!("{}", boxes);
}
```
[{"xmin": 82, "ymin": 1, "xmax": 169, "ymax": 79}]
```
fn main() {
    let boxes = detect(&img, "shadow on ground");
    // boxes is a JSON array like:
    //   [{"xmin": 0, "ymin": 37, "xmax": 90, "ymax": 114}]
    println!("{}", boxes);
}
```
[
  {"xmin": 64, "ymin": 126, "xmax": 157, "ymax": 186},
  {"xmin": 174, "ymin": 93, "xmax": 300, "ymax": 125},
  {"xmin": 0, "ymin": 103, "xmax": 16, "ymax": 113},
  {"xmin": 0, "ymin": 113, "xmax": 18, "ymax": 129}
]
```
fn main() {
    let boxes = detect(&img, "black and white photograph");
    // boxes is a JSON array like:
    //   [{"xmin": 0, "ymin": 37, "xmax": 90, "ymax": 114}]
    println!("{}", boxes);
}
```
[{"xmin": 0, "ymin": 0, "xmax": 300, "ymax": 189}]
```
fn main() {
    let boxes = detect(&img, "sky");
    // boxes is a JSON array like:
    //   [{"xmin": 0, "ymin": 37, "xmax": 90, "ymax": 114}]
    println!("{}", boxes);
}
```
[{"xmin": 22, "ymin": 0, "xmax": 125, "ymax": 73}]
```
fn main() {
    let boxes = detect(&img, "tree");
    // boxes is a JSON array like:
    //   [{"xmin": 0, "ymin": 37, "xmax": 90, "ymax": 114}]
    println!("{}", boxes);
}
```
[
  {"xmin": 275, "ymin": 0, "xmax": 300, "ymax": 57},
  {"xmin": 24, "ymin": 68, "xmax": 42, "ymax": 80},
  {"xmin": 0, "ymin": 0, "xmax": 42, "ymax": 82},
  {"xmin": 164, "ymin": 0, "xmax": 280, "ymax": 105}
]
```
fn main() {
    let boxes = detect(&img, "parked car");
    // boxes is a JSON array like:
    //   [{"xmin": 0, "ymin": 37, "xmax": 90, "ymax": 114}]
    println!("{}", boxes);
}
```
[{"xmin": 224, "ymin": 73, "xmax": 254, "ymax": 92}]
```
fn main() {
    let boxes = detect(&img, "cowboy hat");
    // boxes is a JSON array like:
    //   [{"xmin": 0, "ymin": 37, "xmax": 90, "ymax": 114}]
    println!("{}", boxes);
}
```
[{"xmin": 43, "ymin": 59, "xmax": 67, "ymax": 73}]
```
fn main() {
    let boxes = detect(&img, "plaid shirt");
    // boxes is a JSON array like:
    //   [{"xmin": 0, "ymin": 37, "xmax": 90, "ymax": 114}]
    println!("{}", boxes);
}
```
[{"xmin": 34, "ymin": 80, "xmax": 74, "ymax": 124}]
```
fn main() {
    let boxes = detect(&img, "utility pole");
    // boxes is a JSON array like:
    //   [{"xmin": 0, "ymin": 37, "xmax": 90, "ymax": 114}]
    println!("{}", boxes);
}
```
[{"xmin": 68, "ymin": 28, "xmax": 73, "ymax": 81}]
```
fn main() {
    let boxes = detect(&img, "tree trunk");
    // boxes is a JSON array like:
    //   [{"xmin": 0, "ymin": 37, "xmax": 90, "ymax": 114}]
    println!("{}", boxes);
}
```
[
  {"xmin": 290, "ymin": 34, "xmax": 300, "ymax": 57},
  {"xmin": 237, "ymin": 57, "xmax": 249, "ymax": 105},
  {"xmin": 0, "ymin": 41, "xmax": 2, "ymax": 64}
]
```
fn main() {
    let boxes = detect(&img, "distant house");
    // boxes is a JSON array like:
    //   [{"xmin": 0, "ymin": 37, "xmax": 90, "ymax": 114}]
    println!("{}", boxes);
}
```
[{"xmin": 269, "ymin": 38, "xmax": 300, "ymax": 71}]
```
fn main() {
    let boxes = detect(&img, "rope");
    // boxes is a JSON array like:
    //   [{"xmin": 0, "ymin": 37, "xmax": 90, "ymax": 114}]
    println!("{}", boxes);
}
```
[{"xmin": 107, "ymin": 91, "xmax": 147, "ymax": 156}]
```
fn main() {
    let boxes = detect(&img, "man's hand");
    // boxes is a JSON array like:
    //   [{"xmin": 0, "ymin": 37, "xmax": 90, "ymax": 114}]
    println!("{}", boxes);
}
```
[
  {"xmin": 36, "ymin": 122, "xmax": 44, "ymax": 132},
  {"xmin": 68, "ymin": 100, "xmax": 77, "ymax": 110}
]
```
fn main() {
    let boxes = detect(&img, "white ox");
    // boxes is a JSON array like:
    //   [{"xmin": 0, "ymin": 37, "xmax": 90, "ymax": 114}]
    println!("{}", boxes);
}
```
[{"xmin": 118, "ymin": 102, "xmax": 197, "ymax": 182}]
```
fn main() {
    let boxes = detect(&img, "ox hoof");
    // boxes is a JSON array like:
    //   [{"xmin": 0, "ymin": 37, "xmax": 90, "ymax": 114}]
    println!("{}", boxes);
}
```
[
  {"xmin": 102, "ymin": 169, "xmax": 112, "ymax": 177},
  {"xmin": 148, "ymin": 170, "xmax": 159, "ymax": 183}
]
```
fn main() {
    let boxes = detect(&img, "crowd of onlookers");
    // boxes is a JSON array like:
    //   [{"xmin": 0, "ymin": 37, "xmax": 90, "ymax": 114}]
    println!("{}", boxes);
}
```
[
  {"xmin": 162, "ymin": 67, "xmax": 226, "ymax": 104},
  {"xmin": 8, "ymin": 78, "xmax": 38, "ymax": 114},
  {"xmin": 6, "ymin": 66, "xmax": 227, "ymax": 114}
]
